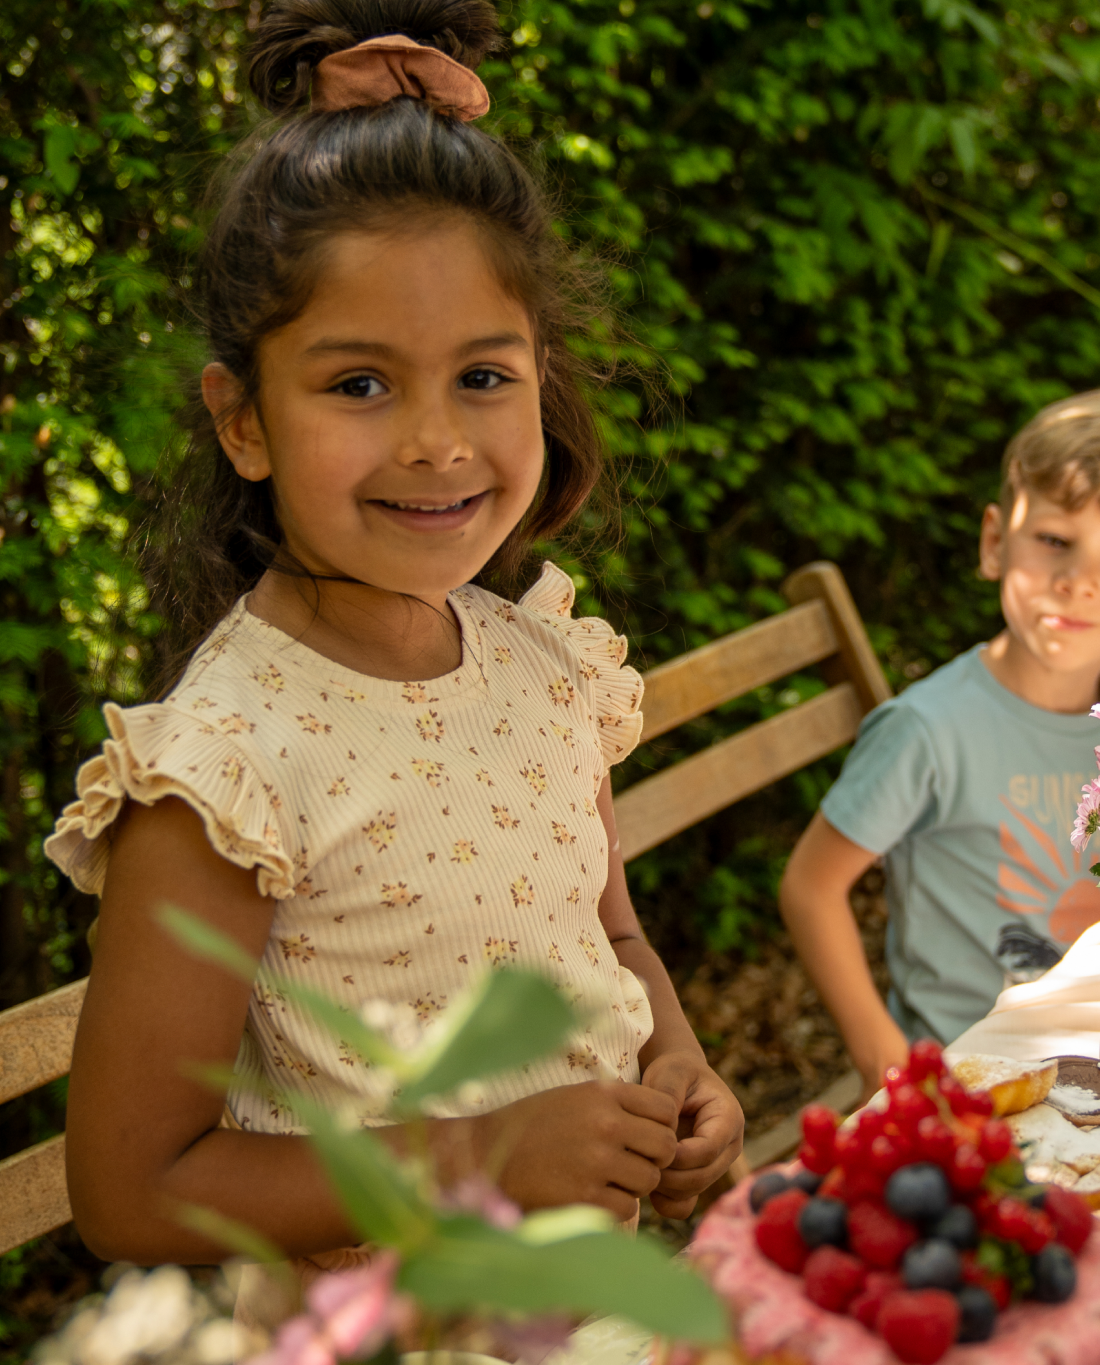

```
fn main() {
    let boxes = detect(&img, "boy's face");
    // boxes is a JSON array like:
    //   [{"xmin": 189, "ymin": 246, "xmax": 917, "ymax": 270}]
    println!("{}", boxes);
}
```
[{"xmin": 980, "ymin": 489, "xmax": 1100, "ymax": 674}]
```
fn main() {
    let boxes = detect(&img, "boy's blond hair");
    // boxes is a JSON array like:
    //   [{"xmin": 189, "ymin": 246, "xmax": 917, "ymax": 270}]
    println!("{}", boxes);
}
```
[{"xmin": 1002, "ymin": 390, "xmax": 1100, "ymax": 512}]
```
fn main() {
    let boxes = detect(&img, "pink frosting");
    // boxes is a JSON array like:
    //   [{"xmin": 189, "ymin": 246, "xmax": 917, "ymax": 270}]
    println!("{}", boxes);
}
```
[{"xmin": 690, "ymin": 1175, "xmax": 1100, "ymax": 1365}]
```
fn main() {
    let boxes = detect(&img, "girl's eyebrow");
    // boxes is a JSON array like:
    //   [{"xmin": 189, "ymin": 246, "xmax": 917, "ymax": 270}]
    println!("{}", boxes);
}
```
[{"xmin": 303, "ymin": 332, "xmax": 530, "ymax": 358}]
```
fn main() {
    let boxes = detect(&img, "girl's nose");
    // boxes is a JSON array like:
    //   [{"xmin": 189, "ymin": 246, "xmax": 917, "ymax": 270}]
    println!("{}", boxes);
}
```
[{"xmin": 394, "ymin": 401, "xmax": 473, "ymax": 470}]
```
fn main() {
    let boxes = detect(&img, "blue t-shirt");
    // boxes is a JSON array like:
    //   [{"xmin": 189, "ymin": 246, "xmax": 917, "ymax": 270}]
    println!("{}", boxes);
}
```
[{"xmin": 820, "ymin": 645, "xmax": 1100, "ymax": 1044}]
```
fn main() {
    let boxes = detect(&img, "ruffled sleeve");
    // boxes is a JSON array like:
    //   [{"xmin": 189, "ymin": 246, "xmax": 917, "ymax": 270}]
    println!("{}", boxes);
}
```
[
  {"xmin": 517, "ymin": 562, "xmax": 644, "ymax": 773},
  {"xmin": 44, "ymin": 701, "xmax": 297, "ymax": 900}
]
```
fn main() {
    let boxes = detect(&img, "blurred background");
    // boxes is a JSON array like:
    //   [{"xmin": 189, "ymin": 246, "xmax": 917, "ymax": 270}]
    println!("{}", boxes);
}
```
[{"xmin": 3, "ymin": 0, "xmax": 1100, "ymax": 1350}]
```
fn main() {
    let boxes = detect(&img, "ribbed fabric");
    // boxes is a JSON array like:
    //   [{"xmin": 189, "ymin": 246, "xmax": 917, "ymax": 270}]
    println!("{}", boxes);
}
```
[{"xmin": 46, "ymin": 563, "xmax": 652, "ymax": 1131}]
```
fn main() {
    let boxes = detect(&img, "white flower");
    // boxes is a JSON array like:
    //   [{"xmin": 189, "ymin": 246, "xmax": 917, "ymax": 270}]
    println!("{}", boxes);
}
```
[{"xmin": 82, "ymin": 1267, "xmax": 197, "ymax": 1365}]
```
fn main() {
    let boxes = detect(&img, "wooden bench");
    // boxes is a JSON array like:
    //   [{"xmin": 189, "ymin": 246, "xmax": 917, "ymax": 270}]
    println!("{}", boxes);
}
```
[{"xmin": 0, "ymin": 560, "xmax": 890, "ymax": 1255}]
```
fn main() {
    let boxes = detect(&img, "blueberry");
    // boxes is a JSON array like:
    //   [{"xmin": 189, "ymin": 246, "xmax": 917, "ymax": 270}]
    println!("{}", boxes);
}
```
[
  {"xmin": 956, "ymin": 1284, "xmax": 998, "ymax": 1342},
  {"xmin": 797, "ymin": 1196, "xmax": 848, "ymax": 1248},
  {"xmin": 932, "ymin": 1204, "xmax": 977, "ymax": 1249},
  {"xmin": 886, "ymin": 1163, "xmax": 952, "ymax": 1223},
  {"xmin": 750, "ymin": 1171, "xmax": 791, "ymax": 1213},
  {"xmin": 792, "ymin": 1168, "xmax": 824, "ymax": 1195},
  {"xmin": 903, "ymin": 1239, "xmax": 962, "ymax": 1290},
  {"xmin": 1031, "ymin": 1244, "xmax": 1077, "ymax": 1303}
]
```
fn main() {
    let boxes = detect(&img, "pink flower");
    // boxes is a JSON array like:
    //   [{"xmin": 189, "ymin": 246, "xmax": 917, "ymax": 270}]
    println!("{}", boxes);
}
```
[
  {"xmin": 438, "ymin": 1173, "xmax": 522, "ymax": 1230},
  {"xmin": 248, "ymin": 1252, "xmax": 412, "ymax": 1365},
  {"xmin": 1072, "ymin": 779, "xmax": 1100, "ymax": 854},
  {"xmin": 492, "ymin": 1314, "xmax": 574, "ymax": 1364}
]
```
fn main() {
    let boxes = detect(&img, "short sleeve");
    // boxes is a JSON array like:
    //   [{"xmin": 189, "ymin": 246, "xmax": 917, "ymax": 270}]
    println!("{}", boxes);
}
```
[
  {"xmin": 819, "ymin": 699, "xmax": 938, "ymax": 857},
  {"xmin": 517, "ymin": 562, "xmax": 644, "ymax": 774},
  {"xmin": 44, "ymin": 701, "xmax": 297, "ymax": 900}
]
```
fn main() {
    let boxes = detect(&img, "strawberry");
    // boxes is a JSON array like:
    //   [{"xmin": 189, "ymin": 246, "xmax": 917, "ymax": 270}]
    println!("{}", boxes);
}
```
[
  {"xmin": 849, "ymin": 1270, "xmax": 904, "ymax": 1329},
  {"xmin": 848, "ymin": 1198, "xmax": 919, "ymax": 1269},
  {"xmin": 755, "ymin": 1188, "xmax": 810, "ymax": 1273},
  {"xmin": 1044, "ymin": 1185, "xmax": 1094, "ymax": 1254},
  {"xmin": 803, "ymin": 1245, "xmax": 867, "ymax": 1312},
  {"xmin": 878, "ymin": 1289, "xmax": 960, "ymax": 1364}
]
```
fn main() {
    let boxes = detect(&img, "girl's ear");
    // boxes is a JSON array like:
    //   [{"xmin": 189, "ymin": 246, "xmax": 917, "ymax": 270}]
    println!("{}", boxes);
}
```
[
  {"xmin": 978, "ymin": 502, "xmax": 1005, "ymax": 581},
  {"xmin": 201, "ymin": 363, "xmax": 271, "ymax": 482}
]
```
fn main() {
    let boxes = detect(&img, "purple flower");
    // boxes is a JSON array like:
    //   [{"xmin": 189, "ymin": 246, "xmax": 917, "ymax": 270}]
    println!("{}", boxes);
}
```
[
  {"xmin": 438, "ymin": 1173, "xmax": 522, "ymax": 1230},
  {"xmin": 1072, "ymin": 779, "xmax": 1100, "ymax": 854}
]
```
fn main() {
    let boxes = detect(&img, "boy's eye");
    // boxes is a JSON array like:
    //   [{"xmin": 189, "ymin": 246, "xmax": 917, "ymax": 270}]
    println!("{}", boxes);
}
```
[
  {"xmin": 460, "ymin": 368, "xmax": 508, "ymax": 391},
  {"xmin": 334, "ymin": 374, "xmax": 385, "ymax": 399},
  {"xmin": 1038, "ymin": 533, "xmax": 1071, "ymax": 549}
]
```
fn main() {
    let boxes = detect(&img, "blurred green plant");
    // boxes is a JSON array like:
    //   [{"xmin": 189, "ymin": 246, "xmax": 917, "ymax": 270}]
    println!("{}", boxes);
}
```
[
  {"xmin": 6, "ymin": 0, "xmax": 1100, "ymax": 1144},
  {"xmin": 158, "ymin": 906, "xmax": 728, "ymax": 1356}
]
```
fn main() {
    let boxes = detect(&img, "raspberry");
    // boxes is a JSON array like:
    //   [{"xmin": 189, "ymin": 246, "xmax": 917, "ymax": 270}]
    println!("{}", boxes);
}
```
[
  {"xmin": 878, "ymin": 1289, "xmax": 960, "ymax": 1364},
  {"xmin": 849, "ymin": 1270, "xmax": 903, "ymax": 1329},
  {"xmin": 802, "ymin": 1104, "xmax": 840, "ymax": 1148},
  {"xmin": 889, "ymin": 1084, "xmax": 939, "ymax": 1132},
  {"xmin": 1044, "ymin": 1185, "xmax": 1094, "ymax": 1254},
  {"xmin": 978, "ymin": 1119, "xmax": 1014, "ymax": 1164},
  {"xmin": 908, "ymin": 1040, "xmax": 946, "ymax": 1083},
  {"xmin": 947, "ymin": 1141, "xmax": 986, "ymax": 1193},
  {"xmin": 798, "ymin": 1140, "xmax": 836, "ymax": 1176},
  {"xmin": 755, "ymin": 1188, "xmax": 810, "ymax": 1273},
  {"xmin": 803, "ymin": 1245, "xmax": 867, "ymax": 1312},
  {"xmin": 848, "ymin": 1198, "xmax": 919, "ymax": 1268},
  {"xmin": 916, "ymin": 1117, "xmax": 955, "ymax": 1168}
]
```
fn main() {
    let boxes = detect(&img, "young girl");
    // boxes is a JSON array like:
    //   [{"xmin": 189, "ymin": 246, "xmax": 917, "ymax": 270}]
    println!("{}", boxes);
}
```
[{"xmin": 45, "ymin": 0, "xmax": 742, "ymax": 1292}]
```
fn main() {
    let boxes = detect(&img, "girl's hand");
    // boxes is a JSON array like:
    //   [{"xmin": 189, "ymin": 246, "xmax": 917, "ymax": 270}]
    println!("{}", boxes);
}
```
[
  {"xmin": 474, "ymin": 1080, "xmax": 680, "ymax": 1222},
  {"xmin": 640, "ymin": 1050, "xmax": 744, "ymax": 1220}
]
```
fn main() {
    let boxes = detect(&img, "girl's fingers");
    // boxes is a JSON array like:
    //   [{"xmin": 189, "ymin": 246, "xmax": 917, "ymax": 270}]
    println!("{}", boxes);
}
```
[
  {"xmin": 604, "ymin": 1150, "xmax": 665, "ymax": 1198},
  {"xmin": 620, "ymin": 1112, "xmax": 679, "ymax": 1167},
  {"xmin": 614, "ymin": 1082, "xmax": 680, "ymax": 1129},
  {"xmin": 653, "ymin": 1147, "xmax": 738, "ymax": 1197}
]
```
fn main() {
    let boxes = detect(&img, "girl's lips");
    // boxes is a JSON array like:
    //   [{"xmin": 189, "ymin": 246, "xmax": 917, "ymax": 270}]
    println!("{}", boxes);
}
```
[
  {"xmin": 367, "ymin": 491, "xmax": 488, "ymax": 531},
  {"xmin": 1041, "ymin": 614, "xmax": 1096, "ymax": 631}
]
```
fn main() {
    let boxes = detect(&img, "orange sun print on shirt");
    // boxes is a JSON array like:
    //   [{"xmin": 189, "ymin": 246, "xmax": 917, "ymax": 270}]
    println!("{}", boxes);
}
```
[{"xmin": 996, "ymin": 795, "xmax": 1100, "ymax": 944}]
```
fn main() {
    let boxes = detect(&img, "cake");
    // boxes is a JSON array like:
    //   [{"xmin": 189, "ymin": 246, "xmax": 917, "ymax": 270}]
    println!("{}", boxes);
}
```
[
  {"xmin": 950, "ymin": 1056, "xmax": 1058, "ymax": 1117},
  {"xmin": 686, "ymin": 1042, "xmax": 1100, "ymax": 1365}
]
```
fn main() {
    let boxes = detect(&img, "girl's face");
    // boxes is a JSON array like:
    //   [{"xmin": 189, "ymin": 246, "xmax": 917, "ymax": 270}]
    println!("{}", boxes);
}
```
[{"xmin": 205, "ymin": 218, "xmax": 545, "ymax": 608}]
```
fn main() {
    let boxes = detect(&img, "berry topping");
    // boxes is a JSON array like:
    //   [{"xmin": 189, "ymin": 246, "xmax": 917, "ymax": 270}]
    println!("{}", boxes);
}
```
[
  {"xmin": 878, "ymin": 1289, "xmax": 960, "ymax": 1364},
  {"xmin": 1043, "ymin": 1185, "xmax": 1094, "ymax": 1254},
  {"xmin": 798, "ymin": 1197, "xmax": 849, "ymax": 1249},
  {"xmin": 791, "ymin": 1167, "xmax": 825, "ymax": 1195},
  {"xmin": 848, "ymin": 1198, "xmax": 919, "ymax": 1268},
  {"xmin": 930, "ymin": 1204, "xmax": 977, "ymax": 1250},
  {"xmin": 750, "ymin": 1170, "xmax": 791, "ymax": 1214},
  {"xmin": 871, "ymin": 1133, "xmax": 916, "ymax": 1176},
  {"xmin": 955, "ymin": 1284, "xmax": 998, "ymax": 1343},
  {"xmin": 755, "ymin": 1187, "xmax": 810, "ymax": 1273},
  {"xmin": 1031, "ymin": 1243, "xmax": 1077, "ymax": 1303},
  {"xmin": 987, "ymin": 1197, "xmax": 1055, "ymax": 1254},
  {"xmin": 908, "ymin": 1040, "xmax": 946, "ymax": 1083},
  {"xmin": 977, "ymin": 1119, "xmax": 1014, "ymax": 1164},
  {"xmin": 834, "ymin": 1128, "xmax": 866, "ymax": 1170},
  {"xmin": 947, "ymin": 1141, "xmax": 987, "ymax": 1192},
  {"xmin": 803, "ymin": 1245, "xmax": 867, "ymax": 1312},
  {"xmin": 902, "ymin": 1239, "xmax": 963, "ymax": 1291},
  {"xmin": 890, "ymin": 1084, "xmax": 939, "ymax": 1132},
  {"xmin": 799, "ymin": 1141, "xmax": 836, "ymax": 1176},
  {"xmin": 849, "ymin": 1270, "xmax": 904, "ymax": 1330},
  {"xmin": 915, "ymin": 1117, "xmax": 955, "ymax": 1168},
  {"xmin": 885, "ymin": 1164, "xmax": 951, "ymax": 1223},
  {"xmin": 961, "ymin": 1252, "xmax": 1011, "ymax": 1312},
  {"xmin": 802, "ymin": 1104, "xmax": 840, "ymax": 1147}
]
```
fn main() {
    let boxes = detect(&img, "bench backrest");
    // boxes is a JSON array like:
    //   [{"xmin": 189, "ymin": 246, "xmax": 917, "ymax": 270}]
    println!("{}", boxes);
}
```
[{"xmin": 0, "ymin": 559, "xmax": 889, "ymax": 1255}]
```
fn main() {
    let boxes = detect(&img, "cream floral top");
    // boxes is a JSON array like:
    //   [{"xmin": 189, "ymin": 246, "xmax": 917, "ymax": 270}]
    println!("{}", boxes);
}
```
[{"xmin": 46, "ymin": 563, "xmax": 653, "ymax": 1132}]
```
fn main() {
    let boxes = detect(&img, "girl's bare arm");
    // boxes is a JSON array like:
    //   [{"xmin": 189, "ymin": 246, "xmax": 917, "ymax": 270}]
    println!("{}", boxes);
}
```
[
  {"xmin": 595, "ymin": 779, "xmax": 744, "ymax": 1219},
  {"xmin": 778, "ymin": 810, "xmax": 910, "ymax": 1102}
]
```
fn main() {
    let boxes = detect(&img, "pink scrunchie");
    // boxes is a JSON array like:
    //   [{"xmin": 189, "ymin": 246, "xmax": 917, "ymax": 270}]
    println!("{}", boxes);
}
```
[{"xmin": 312, "ymin": 34, "xmax": 490, "ymax": 121}]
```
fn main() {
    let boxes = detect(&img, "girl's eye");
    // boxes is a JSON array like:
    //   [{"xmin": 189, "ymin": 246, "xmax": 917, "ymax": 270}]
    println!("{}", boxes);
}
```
[
  {"xmin": 460, "ymin": 368, "xmax": 509, "ymax": 391},
  {"xmin": 334, "ymin": 374, "xmax": 385, "ymax": 399}
]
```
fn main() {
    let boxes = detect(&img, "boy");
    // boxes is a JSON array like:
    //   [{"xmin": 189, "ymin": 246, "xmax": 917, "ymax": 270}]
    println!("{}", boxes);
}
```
[{"xmin": 780, "ymin": 392, "xmax": 1100, "ymax": 1101}]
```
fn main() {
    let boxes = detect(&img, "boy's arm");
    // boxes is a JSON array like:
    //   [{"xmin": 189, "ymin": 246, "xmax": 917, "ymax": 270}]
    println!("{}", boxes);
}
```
[
  {"xmin": 779, "ymin": 810, "xmax": 910, "ymax": 1103},
  {"xmin": 596, "ymin": 779, "xmax": 744, "ymax": 1219}
]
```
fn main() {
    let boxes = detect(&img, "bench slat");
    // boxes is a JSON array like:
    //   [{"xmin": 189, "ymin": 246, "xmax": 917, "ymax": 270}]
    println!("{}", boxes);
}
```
[
  {"xmin": 640, "ymin": 599, "xmax": 839, "ymax": 744},
  {"xmin": 0, "ymin": 1134, "xmax": 71, "ymax": 1255},
  {"xmin": 0, "ymin": 978, "xmax": 88, "ymax": 1106},
  {"xmin": 617, "ymin": 682, "xmax": 863, "ymax": 861}
]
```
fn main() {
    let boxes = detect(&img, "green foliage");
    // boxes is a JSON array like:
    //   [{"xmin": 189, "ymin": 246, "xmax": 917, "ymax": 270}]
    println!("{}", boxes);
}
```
[{"xmin": 7, "ymin": 0, "xmax": 1100, "ymax": 1029}]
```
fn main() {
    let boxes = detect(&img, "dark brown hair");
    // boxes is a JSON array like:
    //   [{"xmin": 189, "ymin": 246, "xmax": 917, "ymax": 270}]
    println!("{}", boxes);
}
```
[
  {"xmin": 148, "ymin": 0, "xmax": 619, "ymax": 683},
  {"xmin": 1001, "ymin": 389, "xmax": 1100, "ymax": 512}
]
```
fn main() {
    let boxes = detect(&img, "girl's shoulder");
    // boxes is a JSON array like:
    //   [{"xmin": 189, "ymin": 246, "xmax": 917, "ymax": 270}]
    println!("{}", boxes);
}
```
[{"xmin": 460, "ymin": 562, "xmax": 645, "ymax": 772}]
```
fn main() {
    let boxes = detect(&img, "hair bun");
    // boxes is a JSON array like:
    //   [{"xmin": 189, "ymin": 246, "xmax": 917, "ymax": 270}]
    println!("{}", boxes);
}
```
[{"xmin": 248, "ymin": 0, "xmax": 502, "ymax": 114}]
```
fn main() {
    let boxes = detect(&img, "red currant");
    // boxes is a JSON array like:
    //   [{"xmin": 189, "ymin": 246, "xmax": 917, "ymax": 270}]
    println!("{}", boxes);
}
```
[
  {"xmin": 802, "ymin": 1104, "xmax": 840, "ymax": 1147},
  {"xmin": 908, "ymin": 1039, "xmax": 946, "ymax": 1082},
  {"xmin": 889, "ymin": 1083, "xmax": 938, "ymax": 1132},
  {"xmin": 871, "ymin": 1132, "xmax": 915, "ymax": 1175},
  {"xmin": 948, "ymin": 1141, "xmax": 987, "ymax": 1192},
  {"xmin": 978, "ymin": 1119, "xmax": 1013, "ymax": 1164},
  {"xmin": 916, "ymin": 1116, "xmax": 955, "ymax": 1167},
  {"xmin": 939, "ymin": 1076, "xmax": 970, "ymax": 1116},
  {"xmin": 966, "ymin": 1089, "xmax": 994, "ymax": 1118},
  {"xmin": 835, "ymin": 1128, "xmax": 865, "ymax": 1170},
  {"xmin": 798, "ymin": 1140, "xmax": 836, "ymax": 1175},
  {"xmin": 857, "ymin": 1108, "xmax": 886, "ymax": 1144}
]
